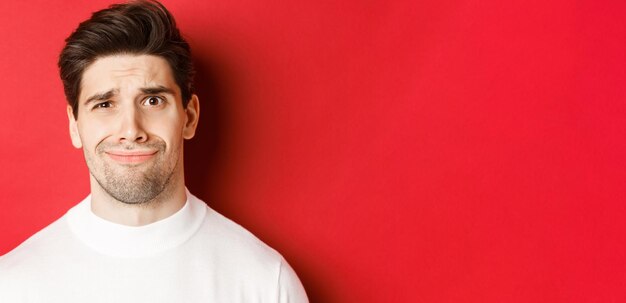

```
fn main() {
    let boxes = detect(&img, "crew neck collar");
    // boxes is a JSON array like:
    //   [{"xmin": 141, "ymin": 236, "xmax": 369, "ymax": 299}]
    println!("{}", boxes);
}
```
[{"xmin": 66, "ymin": 189, "xmax": 207, "ymax": 258}]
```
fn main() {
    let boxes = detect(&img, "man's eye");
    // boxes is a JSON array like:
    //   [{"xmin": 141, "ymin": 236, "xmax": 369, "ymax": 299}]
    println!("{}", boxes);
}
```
[
  {"xmin": 93, "ymin": 101, "xmax": 111, "ymax": 109},
  {"xmin": 144, "ymin": 96, "xmax": 164, "ymax": 106}
]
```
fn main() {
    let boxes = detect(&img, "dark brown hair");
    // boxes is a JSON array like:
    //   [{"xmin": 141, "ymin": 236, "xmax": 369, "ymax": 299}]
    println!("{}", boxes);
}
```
[{"xmin": 58, "ymin": 0, "xmax": 194, "ymax": 118}]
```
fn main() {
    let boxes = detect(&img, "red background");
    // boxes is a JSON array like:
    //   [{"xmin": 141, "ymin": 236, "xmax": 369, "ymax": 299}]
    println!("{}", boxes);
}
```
[{"xmin": 1, "ymin": 0, "xmax": 625, "ymax": 302}]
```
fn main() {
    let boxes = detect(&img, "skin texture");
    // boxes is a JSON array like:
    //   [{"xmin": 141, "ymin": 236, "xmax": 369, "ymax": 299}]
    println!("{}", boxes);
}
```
[{"xmin": 67, "ymin": 54, "xmax": 200, "ymax": 226}]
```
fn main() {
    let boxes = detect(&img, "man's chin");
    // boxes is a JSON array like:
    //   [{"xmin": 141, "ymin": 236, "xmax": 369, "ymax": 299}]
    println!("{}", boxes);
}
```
[{"xmin": 100, "ymin": 181, "xmax": 164, "ymax": 204}]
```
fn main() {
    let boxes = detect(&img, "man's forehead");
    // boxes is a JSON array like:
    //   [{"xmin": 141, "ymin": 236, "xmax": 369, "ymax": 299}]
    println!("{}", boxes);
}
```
[{"xmin": 79, "ymin": 54, "xmax": 179, "ymax": 101}]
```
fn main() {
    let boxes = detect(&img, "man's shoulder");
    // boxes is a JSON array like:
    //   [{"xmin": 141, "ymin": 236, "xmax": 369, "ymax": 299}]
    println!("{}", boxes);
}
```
[
  {"xmin": 190, "ymin": 194, "xmax": 284, "ymax": 267},
  {"xmin": 0, "ymin": 216, "xmax": 70, "ymax": 272},
  {"xmin": 204, "ymin": 204, "xmax": 280, "ymax": 257},
  {"xmin": 191, "ymin": 197, "xmax": 309, "ymax": 301},
  {"xmin": 0, "ymin": 212, "xmax": 72, "ymax": 282}
]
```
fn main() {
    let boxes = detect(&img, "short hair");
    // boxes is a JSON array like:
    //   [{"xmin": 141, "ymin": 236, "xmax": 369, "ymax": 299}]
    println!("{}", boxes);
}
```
[{"xmin": 58, "ymin": 0, "xmax": 194, "ymax": 118}]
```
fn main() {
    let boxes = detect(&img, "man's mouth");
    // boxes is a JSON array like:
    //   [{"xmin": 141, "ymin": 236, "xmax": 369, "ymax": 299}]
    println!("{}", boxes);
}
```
[{"xmin": 105, "ymin": 150, "xmax": 158, "ymax": 164}]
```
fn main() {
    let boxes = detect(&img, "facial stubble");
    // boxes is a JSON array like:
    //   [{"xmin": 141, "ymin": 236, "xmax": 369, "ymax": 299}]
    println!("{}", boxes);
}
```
[{"xmin": 84, "ymin": 140, "xmax": 180, "ymax": 205}]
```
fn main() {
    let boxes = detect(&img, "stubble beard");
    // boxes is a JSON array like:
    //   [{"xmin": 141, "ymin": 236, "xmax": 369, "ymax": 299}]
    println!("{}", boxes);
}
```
[{"xmin": 84, "ymin": 140, "xmax": 179, "ymax": 205}]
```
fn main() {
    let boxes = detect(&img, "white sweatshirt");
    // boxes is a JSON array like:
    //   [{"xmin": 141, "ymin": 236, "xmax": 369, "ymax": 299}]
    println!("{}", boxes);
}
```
[{"xmin": 0, "ymin": 192, "xmax": 308, "ymax": 303}]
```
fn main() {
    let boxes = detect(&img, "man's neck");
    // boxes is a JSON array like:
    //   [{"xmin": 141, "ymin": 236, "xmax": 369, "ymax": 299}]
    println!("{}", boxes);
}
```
[{"xmin": 89, "ymin": 177, "xmax": 187, "ymax": 226}]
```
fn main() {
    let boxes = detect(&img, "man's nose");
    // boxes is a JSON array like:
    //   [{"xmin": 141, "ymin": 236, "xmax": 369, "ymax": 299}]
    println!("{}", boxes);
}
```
[{"xmin": 116, "ymin": 105, "xmax": 148, "ymax": 143}]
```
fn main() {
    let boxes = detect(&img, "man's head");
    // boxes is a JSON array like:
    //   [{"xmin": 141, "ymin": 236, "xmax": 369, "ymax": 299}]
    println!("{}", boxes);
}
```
[
  {"xmin": 59, "ymin": 0, "xmax": 194, "ymax": 119},
  {"xmin": 60, "ymin": 1, "xmax": 199, "ymax": 205}
]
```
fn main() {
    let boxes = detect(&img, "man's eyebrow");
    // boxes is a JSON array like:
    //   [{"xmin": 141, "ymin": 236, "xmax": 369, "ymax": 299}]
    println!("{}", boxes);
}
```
[
  {"xmin": 84, "ymin": 89, "xmax": 118, "ymax": 106},
  {"xmin": 141, "ymin": 86, "xmax": 175, "ymax": 95}
]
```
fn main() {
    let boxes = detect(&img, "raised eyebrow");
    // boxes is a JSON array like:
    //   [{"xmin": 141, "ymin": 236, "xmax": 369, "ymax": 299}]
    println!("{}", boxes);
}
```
[
  {"xmin": 84, "ymin": 89, "xmax": 117, "ymax": 106},
  {"xmin": 140, "ymin": 86, "xmax": 175, "ymax": 96}
]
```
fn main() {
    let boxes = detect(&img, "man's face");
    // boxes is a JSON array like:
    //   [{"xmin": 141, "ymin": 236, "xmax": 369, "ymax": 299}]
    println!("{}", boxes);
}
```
[{"xmin": 68, "ymin": 54, "xmax": 199, "ymax": 204}]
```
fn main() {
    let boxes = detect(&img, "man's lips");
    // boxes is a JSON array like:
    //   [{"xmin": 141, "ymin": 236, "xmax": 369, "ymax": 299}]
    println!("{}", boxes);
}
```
[{"xmin": 105, "ymin": 150, "xmax": 158, "ymax": 164}]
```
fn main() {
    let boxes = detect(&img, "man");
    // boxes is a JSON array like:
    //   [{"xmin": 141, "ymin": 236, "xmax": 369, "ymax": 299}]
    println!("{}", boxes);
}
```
[{"xmin": 0, "ymin": 1, "xmax": 308, "ymax": 302}]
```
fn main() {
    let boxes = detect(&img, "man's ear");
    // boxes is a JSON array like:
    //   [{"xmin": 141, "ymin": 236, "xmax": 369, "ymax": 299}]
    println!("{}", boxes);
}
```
[
  {"xmin": 67, "ymin": 105, "xmax": 83, "ymax": 148},
  {"xmin": 183, "ymin": 94, "xmax": 200, "ymax": 140}
]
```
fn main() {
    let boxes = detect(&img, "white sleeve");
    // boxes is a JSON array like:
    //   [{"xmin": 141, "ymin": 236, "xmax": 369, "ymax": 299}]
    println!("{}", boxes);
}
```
[{"xmin": 278, "ymin": 258, "xmax": 309, "ymax": 303}]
